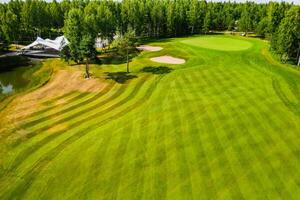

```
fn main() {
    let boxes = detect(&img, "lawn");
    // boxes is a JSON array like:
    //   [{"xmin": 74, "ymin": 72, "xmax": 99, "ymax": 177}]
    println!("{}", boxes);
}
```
[{"xmin": 1, "ymin": 35, "xmax": 300, "ymax": 199}]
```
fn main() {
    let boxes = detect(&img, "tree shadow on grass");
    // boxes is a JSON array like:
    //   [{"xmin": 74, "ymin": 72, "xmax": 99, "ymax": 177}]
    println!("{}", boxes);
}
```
[
  {"xmin": 141, "ymin": 66, "xmax": 173, "ymax": 74},
  {"xmin": 105, "ymin": 72, "xmax": 137, "ymax": 84},
  {"xmin": 99, "ymin": 51, "xmax": 140, "ymax": 65}
]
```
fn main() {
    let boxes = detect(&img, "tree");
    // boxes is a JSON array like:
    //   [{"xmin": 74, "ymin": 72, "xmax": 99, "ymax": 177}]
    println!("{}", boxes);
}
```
[
  {"xmin": 64, "ymin": 8, "xmax": 97, "ymax": 78},
  {"xmin": 238, "ymin": 5, "xmax": 251, "ymax": 34},
  {"xmin": 203, "ymin": 11, "xmax": 211, "ymax": 34},
  {"xmin": 2, "ymin": 10, "xmax": 19, "ymax": 43},
  {"xmin": 47, "ymin": 0, "xmax": 64, "ymax": 29},
  {"xmin": 60, "ymin": 46, "xmax": 71, "ymax": 63},
  {"xmin": 166, "ymin": 2, "xmax": 175, "ymax": 36},
  {"xmin": 267, "ymin": 2, "xmax": 289, "ymax": 36},
  {"xmin": 112, "ymin": 29, "xmax": 136, "ymax": 73},
  {"xmin": 79, "ymin": 34, "xmax": 96, "ymax": 79},
  {"xmin": 187, "ymin": 0, "xmax": 199, "ymax": 34},
  {"xmin": 256, "ymin": 17, "xmax": 269, "ymax": 38},
  {"xmin": 96, "ymin": 2, "xmax": 116, "ymax": 42},
  {"xmin": 273, "ymin": 6, "xmax": 300, "ymax": 64},
  {"xmin": 64, "ymin": 8, "xmax": 84, "ymax": 63}
]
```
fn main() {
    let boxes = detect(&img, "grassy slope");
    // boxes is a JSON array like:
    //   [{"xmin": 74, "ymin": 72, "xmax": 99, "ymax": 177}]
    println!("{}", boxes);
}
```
[{"xmin": 1, "ymin": 35, "xmax": 300, "ymax": 199}]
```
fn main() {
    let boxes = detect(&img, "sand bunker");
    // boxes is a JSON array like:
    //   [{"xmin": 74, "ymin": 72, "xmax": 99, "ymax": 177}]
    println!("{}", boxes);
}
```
[
  {"xmin": 137, "ymin": 45, "xmax": 163, "ymax": 52},
  {"xmin": 150, "ymin": 56, "xmax": 185, "ymax": 64}
]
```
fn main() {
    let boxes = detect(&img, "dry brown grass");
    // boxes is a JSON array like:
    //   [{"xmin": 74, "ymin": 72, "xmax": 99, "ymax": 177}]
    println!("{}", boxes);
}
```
[{"xmin": 0, "ymin": 63, "xmax": 109, "ymax": 134}]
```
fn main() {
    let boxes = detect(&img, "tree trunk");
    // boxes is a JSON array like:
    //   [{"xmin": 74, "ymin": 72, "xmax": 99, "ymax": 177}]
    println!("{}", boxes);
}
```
[
  {"xmin": 297, "ymin": 44, "xmax": 300, "ymax": 59},
  {"xmin": 85, "ymin": 59, "xmax": 90, "ymax": 79},
  {"xmin": 297, "ymin": 45, "xmax": 300, "ymax": 66},
  {"xmin": 126, "ymin": 47, "xmax": 129, "ymax": 73}
]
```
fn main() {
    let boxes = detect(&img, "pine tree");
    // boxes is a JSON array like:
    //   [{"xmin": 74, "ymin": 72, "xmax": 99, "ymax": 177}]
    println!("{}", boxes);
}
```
[
  {"xmin": 274, "ymin": 6, "xmax": 300, "ymax": 64},
  {"xmin": 203, "ymin": 11, "xmax": 211, "ymax": 34},
  {"xmin": 187, "ymin": 0, "xmax": 199, "ymax": 34}
]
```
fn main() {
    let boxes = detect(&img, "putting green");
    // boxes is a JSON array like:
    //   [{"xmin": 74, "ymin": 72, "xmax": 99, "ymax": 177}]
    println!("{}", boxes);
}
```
[{"xmin": 181, "ymin": 36, "xmax": 253, "ymax": 51}]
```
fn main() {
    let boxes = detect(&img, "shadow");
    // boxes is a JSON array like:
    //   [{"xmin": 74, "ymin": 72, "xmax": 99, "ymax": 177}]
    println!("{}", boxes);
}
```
[
  {"xmin": 140, "ymin": 37, "xmax": 173, "ymax": 44},
  {"xmin": 248, "ymin": 35, "xmax": 264, "ymax": 39},
  {"xmin": 0, "ymin": 56, "xmax": 32, "ymax": 72},
  {"xmin": 99, "ymin": 50, "xmax": 140, "ymax": 65},
  {"xmin": 105, "ymin": 72, "xmax": 137, "ymax": 84},
  {"xmin": 141, "ymin": 66, "xmax": 173, "ymax": 74}
]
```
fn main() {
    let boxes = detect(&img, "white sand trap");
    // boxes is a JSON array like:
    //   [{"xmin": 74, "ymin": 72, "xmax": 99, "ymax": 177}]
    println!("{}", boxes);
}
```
[
  {"xmin": 150, "ymin": 55, "xmax": 185, "ymax": 64},
  {"xmin": 137, "ymin": 45, "xmax": 163, "ymax": 52}
]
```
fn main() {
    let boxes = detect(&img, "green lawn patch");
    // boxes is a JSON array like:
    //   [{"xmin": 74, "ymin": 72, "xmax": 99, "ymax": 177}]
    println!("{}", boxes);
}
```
[{"xmin": 181, "ymin": 35, "xmax": 253, "ymax": 51}]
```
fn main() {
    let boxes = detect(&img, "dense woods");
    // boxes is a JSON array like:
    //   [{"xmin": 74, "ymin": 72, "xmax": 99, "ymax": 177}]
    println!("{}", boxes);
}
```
[{"xmin": 0, "ymin": 0, "xmax": 299, "ymax": 64}]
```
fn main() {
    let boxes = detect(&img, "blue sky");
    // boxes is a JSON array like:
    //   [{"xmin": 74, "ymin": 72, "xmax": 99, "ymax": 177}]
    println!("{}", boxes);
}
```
[{"xmin": 0, "ymin": 0, "xmax": 299, "ymax": 4}]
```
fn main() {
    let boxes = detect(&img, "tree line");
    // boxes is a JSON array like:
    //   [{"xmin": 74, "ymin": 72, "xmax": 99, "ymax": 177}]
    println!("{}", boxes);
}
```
[{"xmin": 0, "ymin": 0, "xmax": 299, "ymax": 65}]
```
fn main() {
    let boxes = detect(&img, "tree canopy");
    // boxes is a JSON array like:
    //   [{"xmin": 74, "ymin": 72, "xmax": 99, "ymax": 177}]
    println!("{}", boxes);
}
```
[{"xmin": 0, "ymin": 0, "xmax": 299, "ymax": 64}]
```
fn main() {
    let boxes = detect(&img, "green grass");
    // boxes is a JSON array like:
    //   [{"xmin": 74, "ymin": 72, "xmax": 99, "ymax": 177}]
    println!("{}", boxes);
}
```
[
  {"xmin": 181, "ymin": 35, "xmax": 253, "ymax": 51},
  {"xmin": 1, "ymin": 35, "xmax": 300, "ymax": 199}
]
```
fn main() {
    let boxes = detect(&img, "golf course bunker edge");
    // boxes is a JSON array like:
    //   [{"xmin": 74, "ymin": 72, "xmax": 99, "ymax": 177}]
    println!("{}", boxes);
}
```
[{"xmin": 150, "ymin": 55, "xmax": 185, "ymax": 64}]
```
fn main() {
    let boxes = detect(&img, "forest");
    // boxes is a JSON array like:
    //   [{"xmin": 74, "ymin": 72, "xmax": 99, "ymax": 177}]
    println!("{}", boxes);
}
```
[{"xmin": 0, "ymin": 0, "xmax": 299, "ymax": 65}]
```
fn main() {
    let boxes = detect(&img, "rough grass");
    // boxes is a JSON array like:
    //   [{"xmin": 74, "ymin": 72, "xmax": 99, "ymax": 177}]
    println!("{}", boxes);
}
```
[{"xmin": 1, "ymin": 35, "xmax": 300, "ymax": 199}]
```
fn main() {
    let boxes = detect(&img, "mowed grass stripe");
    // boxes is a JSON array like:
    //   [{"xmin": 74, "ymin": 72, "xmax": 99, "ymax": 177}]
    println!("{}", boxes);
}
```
[
  {"xmin": 198, "ymin": 68, "xmax": 245, "ymax": 199},
  {"xmin": 233, "ymin": 96, "xmax": 292, "ymax": 198},
  {"xmin": 19, "ymin": 82, "xmax": 123, "ymax": 132},
  {"xmin": 4, "ymin": 75, "xmax": 151, "ymax": 174},
  {"xmin": 221, "ymin": 67, "xmax": 295, "ymax": 198},
  {"xmin": 5, "ymin": 82, "xmax": 123, "ymax": 165},
  {"xmin": 13, "ymin": 88, "xmax": 94, "ymax": 121},
  {"xmin": 2, "ymin": 35, "xmax": 300, "ymax": 199},
  {"xmin": 180, "ymin": 71, "xmax": 216, "ymax": 199},
  {"xmin": 12, "ymin": 78, "xmax": 132, "ymax": 141},
  {"xmin": 140, "ymin": 77, "xmax": 170, "ymax": 200},
  {"xmin": 152, "ymin": 87, "xmax": 168, "ymax": 200},
  {"xmin": 213, "ymin": 71, "xmax": 268, "ymax": 197},
  {"xmin": 214, "ymin": 65, "xmax": 273, "ymax": 193},
  {"xmin": 78, "ymin": 127, "xmax": 114, "ymax": 199},
  {"xmin": 254, "ymin": 94, "xmax": 300, "ymax": 196},
  {"xmin": 30, "ymin": 82, "xmax": 117, "ymax": 117},
  {"xmin": 0, "ymin": 75, "xmax": 163, "ymax": 199},
  {"xmin": 8, "ymin": 83, "xmax": 117, "ymax": 139},
  {"xmin": 13, "ymin": 91, "xmax": 78, "ymax": 117},
  {"xmin": 130, "ymin": 110, "xmax": 149, "ymax": 200},
  {"xmin": 21, "ymin": 82, "xmax": 117, "ymax": 127},
  {"xmin": 187, "ymin": 69, "xmax": 220, "ymax": 199},
  {"xmin": 8, "ymin": 75, "xmax": 161, "ymax": 199},
  {"xmin": 102, "ymin": 122, "xmax": 133, "ymax": 200},
  {"xmin": 165, "ymin": 74, "xmax": 193, "ymax": 199},
  {"xmin": 248, "ymin": 105, "xmax": 293, "ymax": 198},
  {"xmin": 87, "ymin": 76, "xmax": 166, "ymax": 199}
]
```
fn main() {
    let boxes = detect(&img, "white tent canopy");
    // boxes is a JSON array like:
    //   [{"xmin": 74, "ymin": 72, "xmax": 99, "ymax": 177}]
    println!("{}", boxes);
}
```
[{"xmin": 22, "ymin": 36, "xmax": 69, "ymax": 51}]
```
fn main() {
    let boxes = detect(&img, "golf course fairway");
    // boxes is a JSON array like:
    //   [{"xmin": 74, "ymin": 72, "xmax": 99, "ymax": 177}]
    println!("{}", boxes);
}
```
[{"xmin": 1, "ymin": 35, "xmax": 300, "ymax": 199}]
